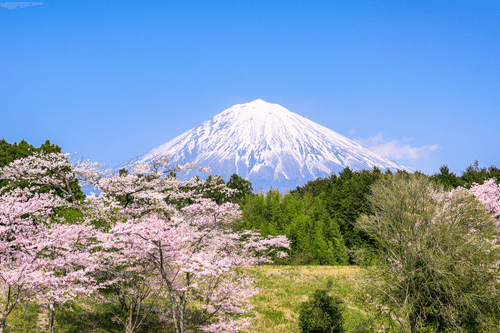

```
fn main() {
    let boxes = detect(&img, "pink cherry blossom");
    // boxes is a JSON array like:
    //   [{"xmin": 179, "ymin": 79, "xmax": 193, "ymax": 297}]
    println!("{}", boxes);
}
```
[
  {"xmin": 99, "ymin": 198, "xmax": 289, "ymax": 333},
  {"xmin": 0, "ymin": 193, "xmax": 98, "ymax": 333},
  {"xmin": 468, "ymin": 179, "xmax": 500, "ymax": 226},
  {"xmin": 0, "ymin": 152, "xmax": 290, "ymax": 333}
]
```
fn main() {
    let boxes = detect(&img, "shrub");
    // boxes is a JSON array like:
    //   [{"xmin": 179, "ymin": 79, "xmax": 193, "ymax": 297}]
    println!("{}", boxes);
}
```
[
  {"xmin": 298, "ymin": 288, "xmax": 344, "ymax": 333},
  {"xmin": 357, "ymin": 173, "xmax": 500, "ymax": 333}
]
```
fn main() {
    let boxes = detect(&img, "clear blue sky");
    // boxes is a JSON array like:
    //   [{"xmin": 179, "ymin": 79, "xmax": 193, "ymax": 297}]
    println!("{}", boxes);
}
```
[{"xmin": 1, "ymin": 0, "xmax": 499, "ymax": 176}]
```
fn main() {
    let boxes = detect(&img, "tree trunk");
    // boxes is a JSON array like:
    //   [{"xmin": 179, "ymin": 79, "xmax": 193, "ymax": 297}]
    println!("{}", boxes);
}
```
[
  {"xmin": 125, "ymin": 310, "xmax": 135, "ymax": 333},
  {"xmin": 37, "ymin": 301, "xmax": 49, "ymax": 332},
  {"xmin": 48, "ymin": 302, "xmax": 55, "ymax": 333},
  {"xmin": 409, "ymin": 312, "xmax": 417, "ymax": 333},
  {"xmin": 125, "ymin": 323, "xmax": 134, "ymax": 333},
  {"xmin": 0, "ymin": 316, "xmax": 6, "ymax": 333}
]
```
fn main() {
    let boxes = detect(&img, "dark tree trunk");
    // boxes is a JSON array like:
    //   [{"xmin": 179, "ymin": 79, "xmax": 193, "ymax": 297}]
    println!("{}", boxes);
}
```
[
  {"xmin": 0, "ymin": 317, "xmax": 6, "ymax": 333},
  {"xmin": 409, "ymin": 312, "xmax": 417, "ymax": 333}
]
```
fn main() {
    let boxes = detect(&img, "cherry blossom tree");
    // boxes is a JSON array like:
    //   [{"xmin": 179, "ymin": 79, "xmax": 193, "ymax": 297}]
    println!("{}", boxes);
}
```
[
  {"xmin": 0, "ymin": 192, "xmax": 98, "ymax": 333},
  {"xmin": 94, "ymin": 229, "xmax": 167, "ymax": 333},
  {"xmin": 100, "ymin": 198, "xmax": 290, "ymax": 333},
  {"xmin": 0, "ymin": 152, "xmax": 233, "ymax": 223},
  {"xmin": 0, "ymin": 152, "xmax": 107, "ymax": 332},
  {"xmin": 468, "ymin": 178, "xmax": 500, "ymax": 227},
  {"xmin": 1, "ymin": 152, "xmax": 290, "ymax": 332},
  {"xmin": 84, "ymin": 156, "xmax": 233, "ymax": 223},
  {"xmin": 36, "ymin": 220, "xmax": 99, "ymax": 333},
  {"xmin": 79, "ymin": 157, "xmax": 236, "ymax": 333},
  {"xmin": 0, "ymin": 152, "xmax": 84, "ymax": 202}
]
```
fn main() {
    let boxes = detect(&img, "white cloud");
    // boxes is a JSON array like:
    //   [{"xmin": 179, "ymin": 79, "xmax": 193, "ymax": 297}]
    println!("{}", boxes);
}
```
[
  {"xmin": 357, "ymin": 133, "xmax": 438, "ymax": 161},
  {"xmin": 349, "ymin": 128, "xmax": 355, "ymax": 135},
  {"xmin": 1, "ymin": 2, "xmax": 43, "ymax": 10}
]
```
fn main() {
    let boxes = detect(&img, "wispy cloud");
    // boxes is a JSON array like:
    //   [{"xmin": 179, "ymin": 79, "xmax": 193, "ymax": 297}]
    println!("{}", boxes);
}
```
[
  {"xmin": 1, "ymin": 2, "xmax": 43, "ymax": 10},
  {"xmin": 357, "ymin": 133, "xmax": 438, "ymax": 161}
]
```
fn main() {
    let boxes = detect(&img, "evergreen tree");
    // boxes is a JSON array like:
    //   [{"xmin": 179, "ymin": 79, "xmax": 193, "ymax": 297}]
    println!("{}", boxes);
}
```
[
  {"xmin": 432, "ymin": 161, "xmax": 500, "ymax": 189},
  {"xmin": 226, "ymin": 173, "xmax": 253, "ymax": 203},
  {"xmin": 321, "ymin": 168, "xmax": 382, "ymax": 250},
  {"xmin": 0, "ymin": 139, "xmax": 62, "ymax": 168},
  {"xmin": 201, "ymin": 175, "xmax": 227, "ymax": 204},
  {"xmin": 460, "ymin": 160, "xmax": 500, "ymax": 187},
  {"xmin": 431, "ymin": 165, "xmax": 463, "ymax": 188},
  {"xmin": 239, "ymin": 188, "xmax": 348, "ymax": 265},
  {"xmin": 292, "ymin": 176, "xmax": 331, "ymax": 199}
]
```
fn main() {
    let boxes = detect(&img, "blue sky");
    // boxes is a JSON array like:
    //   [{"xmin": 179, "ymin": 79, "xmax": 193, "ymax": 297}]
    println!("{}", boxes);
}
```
[{"xmin": 1, "ymin": 0, "xmax": 499, "ymax": 177}]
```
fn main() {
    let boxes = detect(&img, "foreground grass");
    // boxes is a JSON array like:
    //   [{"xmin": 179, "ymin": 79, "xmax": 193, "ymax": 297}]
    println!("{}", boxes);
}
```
[
  {"xmin": 248, "ymin": 265, "xmax": 370, "ymax": 333},
  {"xmin": 4, "ymin": 265, "xmax": 376, "ymax": 333}
]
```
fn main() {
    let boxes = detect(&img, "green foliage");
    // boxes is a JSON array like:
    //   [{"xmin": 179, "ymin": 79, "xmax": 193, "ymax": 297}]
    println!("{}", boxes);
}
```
[
  {"xmin": 201, "ymin": 175, "xmax": 228, "ymax": 204},
  {"xmin": 298, "ymin": 288, "xmax": 345, "ymax": 333},
  {"xmin": 460, "ymin": 160, "xmax": 500, "ymax": 187},
  {"xmin": 239, "ymin": 167, "xmax": 409, "ymax": 265},
  {"xmin": 320, "ymin": 168, "xmax": 382, "ymax": 251},
  {"xmin": 357, "ymin": 173, "xmax": 500, "ymax": 333},
  {"xmin": 292, "ymin": 167, "xmax": 386, "ymax": 256},
  {"xmin": 292, "ymin": 176, "xmax": 330, "ymax": 198},
  {"xmin": 173, "ymin": 174, "xmax": 254, "ymax": 206},
  {"xmin": 54, "ymin": 300, "xmax": 172, "ymax": 333},
  {"xmin": 431, "ymin": 161, "xmax": 500, "ymax": 189},
  {"xmin": 0, "ymin": 139, "xmax": 62, "ymax": 168},
  {"xmin": 430, "ymin": 165, "xmax": 463, "ymax": 189},
  {"xmin": 239, "ymin": 189, "xmax": 348, "ymax": 265},
  {"xmin": 0, "ymin": 139, "xmax": 84, "ymax": 200},
  {"xmin": 0, "ymin": 139, "xmax": 85, "ymax": 224},
  {"xmin": 289, "ymin": 163, "xmax": 500, "ymax": 265},
  {"xmin": 0, "ymin": 139, "xmax": 59, "ymax": 193},
  {"xmin": 0, "ymin": 139, "xmax": 35, "ymax": 168},
  {"xmin": 226, "ymin": 173, "xmax": 253, "ymax": 203}
]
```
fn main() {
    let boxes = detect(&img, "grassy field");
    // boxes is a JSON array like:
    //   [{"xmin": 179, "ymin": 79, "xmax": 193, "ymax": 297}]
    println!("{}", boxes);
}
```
[
  {"xmin": 3, "ymin": 265, "xmax": 380, "ymax": 333},
  {"xmin": 248, "ymin": 265, "xmax": 371, "ymax": 333}
]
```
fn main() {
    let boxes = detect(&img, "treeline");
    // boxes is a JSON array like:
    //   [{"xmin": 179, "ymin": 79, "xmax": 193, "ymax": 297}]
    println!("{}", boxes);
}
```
[
  {"xmin": 2, "ymin": 138, "xmax": 499, "ymax": 266},
  {"xmin": 431, "ymin": 162, "xmax": 500, "ymax": 189},
  {"xmin": 0, "ymin": 138, "xmax": 62, "ymax": 166},
  {"xmin": 236, "ymin": 163, "xmax": 500, "ymax": 265},
  {"xmin": 238, "ymin": 189, "xmax": 349, "ymax": 265}
]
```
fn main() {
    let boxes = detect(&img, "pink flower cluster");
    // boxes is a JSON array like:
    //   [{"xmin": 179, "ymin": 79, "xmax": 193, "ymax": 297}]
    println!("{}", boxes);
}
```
[
  {"xmin": 468, "ymin": 179, "xmax": 500, "ymax": 225},
  {"xmin": 0, "ymin": 193, "xmax": 98, "ymax": 332},
  {"xmin": 0, "ymin": 153, "xmax": 290, "ymax": 333}
]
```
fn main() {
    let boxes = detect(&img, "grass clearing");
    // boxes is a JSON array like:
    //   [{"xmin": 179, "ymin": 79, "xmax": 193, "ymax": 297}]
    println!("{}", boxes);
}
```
[{"xmin": 247, "ymin": 265, "xmax": 370, "ymax": 333}]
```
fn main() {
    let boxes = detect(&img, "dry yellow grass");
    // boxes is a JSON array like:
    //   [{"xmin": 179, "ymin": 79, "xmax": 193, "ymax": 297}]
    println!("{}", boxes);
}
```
[{"xmin": 247, "ymin": 265, "xmax": 367, "ymax": 333}]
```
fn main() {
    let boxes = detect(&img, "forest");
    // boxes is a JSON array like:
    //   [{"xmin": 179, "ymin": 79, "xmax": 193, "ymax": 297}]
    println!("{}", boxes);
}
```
[{"xmin": 0, "ymin": 139, "xmax": 499, "ymax": 333}]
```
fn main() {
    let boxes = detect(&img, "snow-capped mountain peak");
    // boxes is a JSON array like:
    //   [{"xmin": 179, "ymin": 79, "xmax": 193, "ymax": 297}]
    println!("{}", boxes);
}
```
[{"xmin": 120, "ymin": 100, "xmax": 408, "ymax": 190}]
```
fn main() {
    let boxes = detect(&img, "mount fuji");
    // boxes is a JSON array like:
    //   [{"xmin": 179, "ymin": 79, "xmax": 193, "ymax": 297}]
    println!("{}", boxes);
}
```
[{"xmin": 120, "ymin": 100, "xmax": 408, "ymax": 190}]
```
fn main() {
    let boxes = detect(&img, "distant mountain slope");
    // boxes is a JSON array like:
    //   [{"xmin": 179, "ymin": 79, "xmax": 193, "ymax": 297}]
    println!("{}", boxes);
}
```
[{"xmin": 119, "ymin": 99, "xmax": 408, "ymax": 190}]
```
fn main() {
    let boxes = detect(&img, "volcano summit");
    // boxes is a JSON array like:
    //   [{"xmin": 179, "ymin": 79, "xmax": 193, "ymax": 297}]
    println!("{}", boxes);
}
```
[{"xmin": 120, "ymin": 100, "xmax": 407, "ymax": 190}]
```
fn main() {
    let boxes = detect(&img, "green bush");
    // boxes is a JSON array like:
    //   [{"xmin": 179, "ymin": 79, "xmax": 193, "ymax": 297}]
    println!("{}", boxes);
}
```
[
  {"xmin": 298, "ymin": 288, "xmax": 344, "ymax": 333},
  {"xmin": 357, "ymin": 172, "xmax": 500, "ymax": 332}
]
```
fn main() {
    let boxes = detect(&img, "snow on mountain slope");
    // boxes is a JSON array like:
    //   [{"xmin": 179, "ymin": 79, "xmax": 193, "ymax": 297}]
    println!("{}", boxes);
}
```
[{"xmin": 119, "ymin": 99, "xmax": 409, "ymax": 190}]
